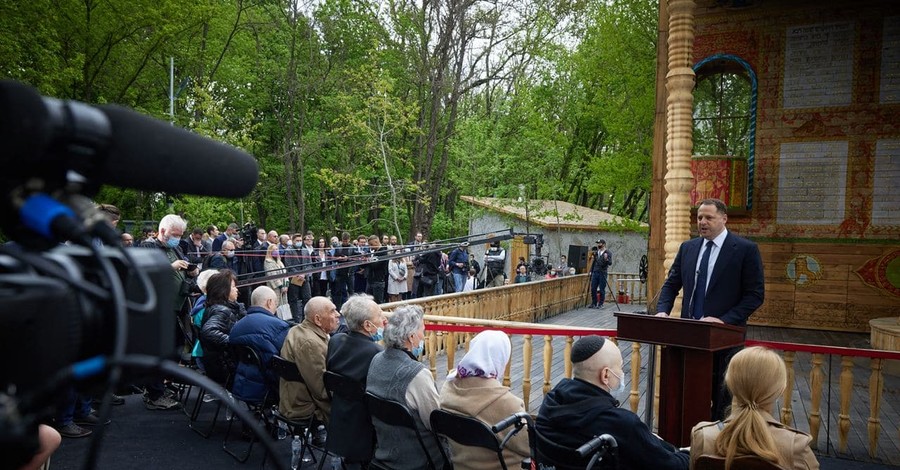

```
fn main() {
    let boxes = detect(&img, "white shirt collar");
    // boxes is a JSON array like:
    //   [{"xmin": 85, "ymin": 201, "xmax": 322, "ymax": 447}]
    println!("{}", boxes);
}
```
[{"xmin": 707, "ymin": 228, "xmax": 728, "ymax": 248}]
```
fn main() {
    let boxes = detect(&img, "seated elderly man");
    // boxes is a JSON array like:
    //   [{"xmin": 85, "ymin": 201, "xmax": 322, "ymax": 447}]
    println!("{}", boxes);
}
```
[
  {"xmin": 325, "ymin": 294, "xmax": 386, "ymax": 468},
  {"xmin": 536, "ymin": 335, "xmax": 688, "ymax": 470},
  {"xmin": 279, "ymin": 296, "xmax": 341, "ymax": 426},
  {"xmin": 229, "ymin": 286, "xmax": 292, "ymax": 404},
  {"xmin": 366, "ymin": 304, "xmax": 445, "ymax": 470}
]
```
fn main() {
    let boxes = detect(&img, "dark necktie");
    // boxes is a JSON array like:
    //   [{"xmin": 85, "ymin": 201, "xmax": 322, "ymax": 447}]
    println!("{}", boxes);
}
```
[{"xmin": 692, "ymin": 240, "xmax": 715, "ymax": 319}]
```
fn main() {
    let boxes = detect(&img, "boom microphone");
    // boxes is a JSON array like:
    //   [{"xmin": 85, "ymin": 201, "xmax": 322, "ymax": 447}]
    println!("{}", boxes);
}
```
[{"xmin": 0, "ymin": 80, "xmax": 258, "ymax": 198}]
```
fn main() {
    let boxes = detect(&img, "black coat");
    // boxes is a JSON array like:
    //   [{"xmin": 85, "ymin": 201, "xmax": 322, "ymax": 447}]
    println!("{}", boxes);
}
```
[
  {"xmin": 536, "ymin": 378, "xmax": 688, "ymax": 470},
  {"xmin": 199, "ymin": 301, "xmax": 246, "ymax": 385},
  {"xmin": 325, "ymin": 331, "xmax": 383, "ymax": 461}
]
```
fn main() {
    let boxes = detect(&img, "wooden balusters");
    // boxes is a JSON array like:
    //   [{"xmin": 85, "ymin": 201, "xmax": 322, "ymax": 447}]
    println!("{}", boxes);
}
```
[
  {"xmin": 564, "ymin": 336, "xmax": 574, "ymax": 379},
  {"xmin": 838, "ymin": 356, "xmax": 853, "ymax": 453},
  {"xmin": 445, "ymin": 331, "xmax": 456, "ymax": 377},
  {"xmin": 428, "ymin": 330, "xmax": 437, "ymax": 380},
  {"xmin": 781, "ymin": 351, "xmax": 795, "ymax": 425},
  {"xmin": 523, "ymin": 334, "xmax": 533, "ymax": 412},
  {"xmin": 503, "ymin": 333, "xmax": 512, "ymax": 388},
  {"xmin": 543, "ymin": 335, "xmax": 553, "ymax": 395},
  {"xmin": 868, "ymin": 358, "xmax": 883, "ymax": 457},
  {"xmin": 809, "ymin": 353, "xmax": 824, "ymax": 449},
  {"xmin": 630, "ymin": 342, "xmax": 641, "ymax": 413}
]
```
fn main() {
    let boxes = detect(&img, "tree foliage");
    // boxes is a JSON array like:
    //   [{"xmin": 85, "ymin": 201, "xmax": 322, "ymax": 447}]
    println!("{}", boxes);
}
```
[{"xmin": 1, "ymin": 0, "xmax": 659, "ymax": 241}]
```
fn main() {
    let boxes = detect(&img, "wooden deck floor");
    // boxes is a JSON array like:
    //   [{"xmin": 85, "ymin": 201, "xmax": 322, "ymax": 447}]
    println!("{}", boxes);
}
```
[{"xmin": 429, "ymin": 304, "xmax": 900, "ymax": 467}]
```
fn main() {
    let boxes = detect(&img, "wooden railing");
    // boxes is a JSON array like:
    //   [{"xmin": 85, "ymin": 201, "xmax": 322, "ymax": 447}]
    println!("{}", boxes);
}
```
[
  {"xmin": 382, "ymin": 273, "xmax": 592, "ymax": 323},
  {"xmin": 607, "ymin": 272, "xmax": 648, "ymax": 304},
  {"xmin": 405, "ymin": 316, "xmax": 900, "ymax": 465}
]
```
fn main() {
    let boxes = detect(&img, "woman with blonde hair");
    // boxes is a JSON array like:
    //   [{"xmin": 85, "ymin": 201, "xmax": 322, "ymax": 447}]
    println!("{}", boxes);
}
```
[
  {"xmin": 690, "ymin": 346, "xmax": 819, "ymax": 470},
  {"xmin": 264, "ymin": 244, "xmax": 288, "ymax": 307}
]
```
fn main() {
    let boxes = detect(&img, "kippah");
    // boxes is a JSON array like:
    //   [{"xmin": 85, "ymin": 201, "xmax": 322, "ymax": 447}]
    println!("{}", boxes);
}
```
[{"xmin": 571, "ymin": 336, "xmax": 605, "ymax": 363}]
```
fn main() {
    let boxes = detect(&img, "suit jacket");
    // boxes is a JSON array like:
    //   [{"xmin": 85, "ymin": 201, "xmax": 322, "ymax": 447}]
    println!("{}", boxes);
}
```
[
  {"xmin": 325, "ymin": 331, "xmax": 383, "ymax": 461},
  {"xmin": 657, "ymin": 232, "xmax": 764, "ymax": 326},
  {"xmin": 690, "ymin": 413, "xmax": 819, "ymax": 470}
]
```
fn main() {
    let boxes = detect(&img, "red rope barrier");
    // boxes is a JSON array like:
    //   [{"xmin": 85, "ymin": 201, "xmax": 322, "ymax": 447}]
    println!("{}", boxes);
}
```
[{"xmin": 425, "ymin": 323, "xmax": 617, "ymax": 338}]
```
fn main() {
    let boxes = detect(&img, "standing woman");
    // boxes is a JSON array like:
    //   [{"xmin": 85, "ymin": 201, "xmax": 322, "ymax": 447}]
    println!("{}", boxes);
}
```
[
  {"xmin": 387, "ymin": 257, "xmax": 408, "ymax": 303},
  {"xmin": 316, "ymin": 238, "xmax": 331, "ymax": 298},
  {"xmin": 199, "ymin": 270, "xmax": 246, "ymax": 386},
  {"xmin": 690, "ymin": 346, "xmax": 819, "ymax": 470},
  {"xmin": 264, "ymin": 244, "xmax": 288, "ymax": 307}
]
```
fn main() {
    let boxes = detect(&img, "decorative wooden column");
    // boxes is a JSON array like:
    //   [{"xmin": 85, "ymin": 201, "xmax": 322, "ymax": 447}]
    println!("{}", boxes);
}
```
[{"xmin": 663, "ymin": 0, "xmax": 697, "ymax": 317}]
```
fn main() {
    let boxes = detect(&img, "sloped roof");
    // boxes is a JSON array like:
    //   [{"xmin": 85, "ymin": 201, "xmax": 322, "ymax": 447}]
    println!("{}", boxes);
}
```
[{"xmin": 460, "ymin": 196, "xmax": 648, "ymax": 230}]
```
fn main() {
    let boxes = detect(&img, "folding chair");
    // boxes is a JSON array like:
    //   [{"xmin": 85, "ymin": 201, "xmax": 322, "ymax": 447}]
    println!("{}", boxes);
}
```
[
  {"xmin": 223, "ymin": 345, "xmax": 275, "ymax": 463},
  {"xmin": 431, "ymin": 409, "xmax": 513, "ymax": 470},
  {"xmin": 266, "ymin": 354, "xmax": 321, "ymax": 467},
  {"xmin": 365, "ymin": 391, "xmax": 449, "ymax": 470},
  {"xmin": 315, "ymin": 371, "xmax": 368, "ymax": 470}
]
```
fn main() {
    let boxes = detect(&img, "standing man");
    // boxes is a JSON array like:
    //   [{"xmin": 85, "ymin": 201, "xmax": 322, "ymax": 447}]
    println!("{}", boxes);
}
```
[
  {"xmin": 203, "ymin": 225, "xmax": 219, "ymax": 252},
  {"xmin": 366, "ymin": 235, "xmax": 389, "ymax": 304},
  {"xmin": 410, "ymin": 232, "xmax": 424, "ymax": 298},
  {"xmin": 332, "ymin": 232, "xmax": 354, "ymax": 309},
  {"xmin": 448, "ymin": 242, "xmax": 469, "ymax": 294},
  {"xmin": 655, "ymin": 198, "xmax": 765, "ymax": 420},
  {"xmin": 588, "ymin": 239, "xmax": 613, "ymax": 309},
  {"xmin": 483, "ymin": 241, "xmax": 507, "ymax": 288},
  {"xmin": 557, "ymin": 255, "xmax": 570, "ymax": 277}
]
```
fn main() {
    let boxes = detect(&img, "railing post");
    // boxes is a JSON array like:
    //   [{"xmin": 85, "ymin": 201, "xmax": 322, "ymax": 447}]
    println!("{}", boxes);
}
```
[
  {"xmin": 428, "ymin": 330, "xmax": 437, "ymax": 380},
  {"xmin": 446, "ymin": 331, "xmax": 456, "ymax": 378},
  {"xmin": 781, "ymin": 351, "xmax": 795, "ymax": 425},
  {"xmin": 523, "ymin": 334, "xmax": 533, "ymax": 412},
  {"xmin": 564, "ymin": 336, "xmax": 574, "ymax": 379},
  {"xmin": 543, "ymin": 335, "xmax": 553, "ymax": 395},
  {"xmin": 868, "ymin": 358, "xmax": 883, "ymax": 457},
  {"xmin": 630, "ymin": 342, "xmax": 641, "ymax": 413},
  {"xmin": 809, "ymin": 353, "xmax": 824, "ymax": 449},
  {"xmin": 838, "ymin": 356, "xmax": 853, "ymax": 453}
]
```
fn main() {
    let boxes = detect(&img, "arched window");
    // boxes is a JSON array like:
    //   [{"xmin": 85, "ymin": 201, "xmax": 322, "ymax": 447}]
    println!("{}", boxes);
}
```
[{"xmin": 692, "ymin": 54, "xmax": 757, "ymax": 210}]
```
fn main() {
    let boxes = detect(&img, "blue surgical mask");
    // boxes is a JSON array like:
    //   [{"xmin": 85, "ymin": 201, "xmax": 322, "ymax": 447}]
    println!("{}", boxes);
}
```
[
  {"xmin": 166, "ymin": 237, "xmax": 180, "ymax": 249},
  {"xmin": 411, "ymin": 338, "xmax": 425, "ymax": 357},
  {"xmin": 226, "ymin": 251, "xmax": 235, "ymax": 258},
  {"xmin": 371, "ymin": 326, "xmax": 384, "ymax": 342},
  {"xmin": 609, "ymin": 369, "xmax": 626, "ymax": 395}
]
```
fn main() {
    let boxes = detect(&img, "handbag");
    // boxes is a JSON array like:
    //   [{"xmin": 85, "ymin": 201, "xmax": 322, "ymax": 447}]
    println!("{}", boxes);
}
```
[{"xmin": 276, "ymin": 301, "xmax": 293, "ymax": 321}]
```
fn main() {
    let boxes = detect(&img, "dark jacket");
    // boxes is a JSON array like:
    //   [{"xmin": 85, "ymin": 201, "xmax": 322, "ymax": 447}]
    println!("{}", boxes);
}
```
[
  {"xmin": 590, "ymin": 249, "xmax": 613, "ymax": 274},
  {"xmin": 536, "ymin": 378, "xmax": 688, "ymax": 470},
  {"xmin": 366, "ymin": 247, "xmax": 389, "ymax": 285},
  {"xmin": 656, "ymin": 232, "xmax": 764, "ymax": 326},
  {"xmin": 199, "ymin": 301, "xmax": 246, "ymax": 385},
  {"xmin": 229, "ymin": 307, "xmax": 291, "ymax": 403},
  {"xmin": 325, "ymin": 331, "xmax": 384, "ymax": 461}
]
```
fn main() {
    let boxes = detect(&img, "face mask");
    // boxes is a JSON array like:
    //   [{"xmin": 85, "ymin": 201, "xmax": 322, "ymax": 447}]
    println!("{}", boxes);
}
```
[
  {"xmin": 370, "ymin": 324, "xmax": 384, "ymax": 342},
  {"xmin": 411, "ymin": 338, "xmax": 425, "ymax": 357},
  {"xmin": 287, "ymin": 242, "xmax": 294, "ymax": 247},
  {"xmin": 609, "ymin": 368, "xmax": 626, "ymax": 395},
  {"xmin": 166, "ymin": 237, "xmax": 180, "ymax": 249},
  {"xmin": 226, "ymin": 251, "xmax": 235, "ymax": 258},
  {"xmin": 271, "ymin": 250, "xmax": 280, "ymax": 258}
]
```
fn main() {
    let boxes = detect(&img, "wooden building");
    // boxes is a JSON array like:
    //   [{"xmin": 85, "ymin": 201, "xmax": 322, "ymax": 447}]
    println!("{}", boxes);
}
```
[{"xmin": 647, "ymin": 0, "xmax": 900, "ymax": 339}]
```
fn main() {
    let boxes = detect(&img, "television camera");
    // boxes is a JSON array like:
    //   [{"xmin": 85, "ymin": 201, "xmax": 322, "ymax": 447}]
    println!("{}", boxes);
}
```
[{"xmin": 0, "ymin": 81, "xmax": 273, "ymax": 468}]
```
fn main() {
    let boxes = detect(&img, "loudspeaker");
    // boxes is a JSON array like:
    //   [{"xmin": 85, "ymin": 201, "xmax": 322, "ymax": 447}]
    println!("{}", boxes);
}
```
[{"xmin": 568, "ymin": 245, "xmax": 589, "ymax": 274}]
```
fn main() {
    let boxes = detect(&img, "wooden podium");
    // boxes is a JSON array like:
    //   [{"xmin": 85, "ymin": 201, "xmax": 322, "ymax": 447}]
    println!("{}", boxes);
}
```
[{"xmin": 614, "ymin": 312, "xmax": 745, "ymax": 446}]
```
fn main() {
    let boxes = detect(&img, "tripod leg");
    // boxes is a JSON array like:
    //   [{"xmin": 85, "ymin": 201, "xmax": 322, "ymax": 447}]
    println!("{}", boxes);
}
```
[{"xmin": 605, "ymin": 274, "xmax": 620, "ymax": 310}]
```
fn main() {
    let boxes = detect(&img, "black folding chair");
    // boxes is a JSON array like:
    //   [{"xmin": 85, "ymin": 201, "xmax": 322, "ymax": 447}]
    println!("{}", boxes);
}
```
[
  {"xmin": 533, "ymin": 427, "xmax": 618, "ymax": 470},
  {"xmin": 266, "ymin": 354, "xmax": 321, "ymax": 467},
  {"xmin": 223, "ymin": 345, "xmax": 274, "ymax": 463},
  {"xmin": 365, "ymin": 391, "xmax": 449, "ymax": 470},
  {"xmin": 431, "ymin": 409, "xmax": 511, "ymax": 470},
  {"xmin": 314, "ymin": 371, "xmax": 367, "ymax": 470}
]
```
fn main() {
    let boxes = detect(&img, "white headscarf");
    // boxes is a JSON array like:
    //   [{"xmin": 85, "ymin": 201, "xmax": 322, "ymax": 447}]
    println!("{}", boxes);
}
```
[{"xmin": 448, "ymin": 330, "xmax": 511, "ymax": 381}]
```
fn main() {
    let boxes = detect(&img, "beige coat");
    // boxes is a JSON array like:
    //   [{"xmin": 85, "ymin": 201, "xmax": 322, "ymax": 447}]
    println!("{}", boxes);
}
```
[
  {"xmin": 278, "ymin": 319, "xmax": 330, "ymax": 422},
  {"xmin": 439, "ymin": 376, "xmax": 530, "ymax": 470},
  {"xmin": 690, "ymin": 412, "xmax": 819, "ymax": 470}
]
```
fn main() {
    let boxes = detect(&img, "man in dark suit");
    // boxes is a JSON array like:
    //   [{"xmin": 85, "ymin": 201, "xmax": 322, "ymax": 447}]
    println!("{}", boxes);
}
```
[
  {"xmin": 655, "ymin": 198, "xmax": 764, "ymax": 419},
  {"xmin": 325, "ymin": 294, "xmax": 386, "ymax": 468}
]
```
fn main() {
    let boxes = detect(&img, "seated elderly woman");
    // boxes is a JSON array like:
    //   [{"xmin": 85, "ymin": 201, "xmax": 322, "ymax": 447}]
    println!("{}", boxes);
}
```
[
  {"xmin": 366, "ymin": 304, "xmax": 446, "ymax": 470},
  {"xmin": 439, "ymin": 330, "xmax": 530, "ymax": 470},
  {"xmin": 691, "ymin": 346, "xmax": 819, "ymax": 470}
]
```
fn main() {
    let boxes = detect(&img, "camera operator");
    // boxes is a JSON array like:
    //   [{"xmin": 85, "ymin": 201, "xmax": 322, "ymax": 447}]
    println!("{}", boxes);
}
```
[
  {"xmin": 138, "ymin": 214, "xmax": 197, "ymax": 410},
  {"xmin": 483, "ymin": 241, "xmax": 507, "ymax": 288},
  {"xmin": 588, "ymin": 239, "xmax": 613, "ymax": 309}
]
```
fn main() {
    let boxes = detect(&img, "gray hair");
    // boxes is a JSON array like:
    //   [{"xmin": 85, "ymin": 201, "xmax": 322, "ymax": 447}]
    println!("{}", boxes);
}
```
[
  {"xmin": 250, "ymin": 285, "xmax": 278, "ymax": 307},
  {"xmin": 196, "ymin": 269, "xmax": 218, "ymax": 294},
  {"xmin": 384, "ymin": 304, "xmax": 424, "ymax": 349},
  {"xmin": 342, "ymin": 294, "xmax": 376, "ymax": 332},
  {"xmin": 158, "ymin": 214, "xmax": 187, "ymax": 233}
]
